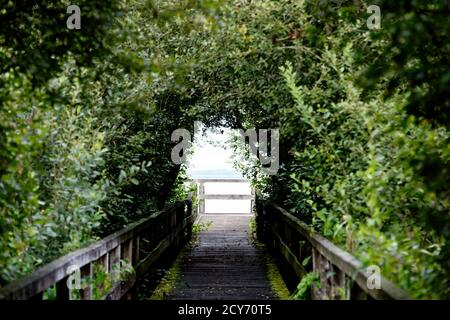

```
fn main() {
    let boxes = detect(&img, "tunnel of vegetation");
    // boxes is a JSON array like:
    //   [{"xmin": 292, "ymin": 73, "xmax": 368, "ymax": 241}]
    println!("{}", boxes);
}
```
[{"xmin": 0, "ymin": 0, "xmax": 449, "ymax": 299}]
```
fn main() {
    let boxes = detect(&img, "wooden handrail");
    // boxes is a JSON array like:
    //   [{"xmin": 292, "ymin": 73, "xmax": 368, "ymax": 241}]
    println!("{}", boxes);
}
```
[
  {"xmin": 198, "ymin": 194, "xmax": 253, "ymax": 200},
  {"xmin": 256, "ymin": 200, "xmax": 411, "ymax": 300},
  {"xmin": 193, "ymin": 179, "xmax": 249, "ymax": 183},
  {"xmin": 0, "ymin": 199, "xmax": 195, "ymax": 300},
  {"xmin": 191, "ymin": 178, "xmax": 255, "ymax": 214}
]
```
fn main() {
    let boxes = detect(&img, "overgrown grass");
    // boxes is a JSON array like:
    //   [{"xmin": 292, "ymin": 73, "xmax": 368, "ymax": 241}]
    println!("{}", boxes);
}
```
[{"xmin": 192, "ymin": 220, "xmax": 213, "ymax": 237}]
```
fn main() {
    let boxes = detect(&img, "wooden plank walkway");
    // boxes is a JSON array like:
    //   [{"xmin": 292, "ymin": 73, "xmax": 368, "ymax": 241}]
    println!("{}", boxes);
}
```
[{"xmin": 168, "ymin": 214, "xmax": 280, "ymax": 300}]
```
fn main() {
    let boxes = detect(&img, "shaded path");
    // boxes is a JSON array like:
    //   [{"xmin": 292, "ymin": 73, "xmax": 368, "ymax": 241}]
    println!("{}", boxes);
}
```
[{"xmin": 168, "ymin": 214, "xmax": 282, "ymax": 300}]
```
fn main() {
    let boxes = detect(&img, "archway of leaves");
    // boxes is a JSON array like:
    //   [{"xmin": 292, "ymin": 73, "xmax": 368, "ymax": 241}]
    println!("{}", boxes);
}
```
[{"xmin": 1, "ymin": 0, "xmax": 448, "ymax": 298}]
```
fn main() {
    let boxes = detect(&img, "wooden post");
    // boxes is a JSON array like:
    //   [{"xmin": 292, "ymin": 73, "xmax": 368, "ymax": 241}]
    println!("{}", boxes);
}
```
[
  {"xmin": 332, "ymin": 268, "xmax": 349, "ymax": 300},
  {"xmin": 121, "ymin": 239, "xmax": 133, "ymax": 265},
  {"xmin": 169, "ymin": 208, "xmax": 177, "ymax": 257},
  {"xmin": 250, "ymin": 187, "xmax": 255, "ymax": 214},
  {"xmin": 186, "ymin": 200, "xmax": 193, "ymax": 243},
  {"xmin": 81, "ymin": 263, "xmax": 93, "ymax": 300},
  {"xmin": 284, "ymin": 224, "xmax": 291, "ymax": 280},
  {"xmin": 99, "ymin": 253, "xmax": 109, "ymax": 273},
  {"xmin": 129, "ymin": 236, "xmax": 140, "ymax": 301},
  {"xmin": 132, "ymin": 236, "xmax": 140, "ymax": 266},
  {"xmin": 312, "ymin": 248, "xmax": 330, "ymax": 300},
  {"xmin": 255, "ymin": 197, "xmax": 262, "ymax": 242},
  {"xmin": 198, "ymin": 182, "xmax": 205, "ymax": 214},
  {"xmin": 311, "ymin": 248, "xmax": 319, "ymax": 300},
  {"xmin": 109, "ymin": 245, "xmax": 121, "ymax": 283}
]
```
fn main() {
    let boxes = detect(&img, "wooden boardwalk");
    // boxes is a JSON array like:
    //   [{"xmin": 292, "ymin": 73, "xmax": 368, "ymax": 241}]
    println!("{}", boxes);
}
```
[
  {"xmin": 168, "ymin": 214, "xmax": 279, "ymax": 300},
  {"xmin": 0, "ymin": 181, "xmax": 410, "ymax": 301}
]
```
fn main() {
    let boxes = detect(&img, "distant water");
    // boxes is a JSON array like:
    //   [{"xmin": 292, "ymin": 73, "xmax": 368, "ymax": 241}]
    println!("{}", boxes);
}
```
[{"xmin": 187, "ymin": 168, "xmax": 245, "ymax": 180}]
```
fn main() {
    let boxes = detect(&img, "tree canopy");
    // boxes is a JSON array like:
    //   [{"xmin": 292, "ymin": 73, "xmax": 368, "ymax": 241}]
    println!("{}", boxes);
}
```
[{"xmin": 0, "ymin": 0, "xmax": 449, "ymax": 299}]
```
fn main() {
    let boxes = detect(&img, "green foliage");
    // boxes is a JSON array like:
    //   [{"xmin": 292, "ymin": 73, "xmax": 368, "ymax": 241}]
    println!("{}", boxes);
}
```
[
  {"xmin": 264, "ymin": 253, "xmax": 291, "ymax": 300},
  {"xmin": 0, "ymin": 0, "xmax": 122, "ymax": 85},
  {"xmin": 248, "ymin": 216, "xmax": 257, "ymax": 240},
  {"xmin": 0, "ymin": 0, "xmax": 220, "ymax": 285},
  {"xmin": 361, "ymin": 1, "xmax": 450, "ymax": 127},
  {"xmin": 165, "ymin": 0, "xmax": 449, "ymax": 298},
  {"xmin": 192, "ymin": 221, "xmax": 213, "ymax": 236},
  {"xmin": 149, "ymin": 255, "xmax": 182, "ymax": 300},
  {"xmin": 166, "ymin": 167, "xmax": 197, "ymax": 205},
  {"xmin": 1, "ymin": 0, "xmax": 449, "ymax": 300},
  {"xmin": 43, "ymin": 285, "xmax": 57, "ymax": 301},
  {"xmin": 275, "ymin": 3, "xmax": 449, "ymax": 297},
  {"xmin": 291, "ymin": 272, "xmax": 320, "ymax": 300},
  {"xmin": 90, "ymin": 263, "xmax": 112, "ymax": 300}
]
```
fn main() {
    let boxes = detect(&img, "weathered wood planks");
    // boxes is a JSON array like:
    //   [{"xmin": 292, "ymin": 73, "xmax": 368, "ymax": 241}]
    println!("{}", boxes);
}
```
[{"xmin": 168, "ymin": 215, "xmax": 281, "ymax": 300}]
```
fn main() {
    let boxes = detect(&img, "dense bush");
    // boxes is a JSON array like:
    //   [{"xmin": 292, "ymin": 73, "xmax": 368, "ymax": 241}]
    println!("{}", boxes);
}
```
[
  {"xmin": 278, "ymin": 1, "xmax": 450, "ymax": 298},
  {"xmin": 1, "ymin": 0, "xmax": 448, "ymax": 299},
  {"xmin": 0, "ymin": 0, "xmax": 122, "ymax": 284},
  {"xmin": 0, "ymin": 0, "xmax": 212, "ymax": 285},
  {"xmin": 163, "ymin": 0, "xmax": 449, "ymax": 298}
]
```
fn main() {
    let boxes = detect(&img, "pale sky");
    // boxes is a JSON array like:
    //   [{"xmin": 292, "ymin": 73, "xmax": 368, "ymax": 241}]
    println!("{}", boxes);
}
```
[
  {"xmin": 187, "ymin": 126, "xmax": 241, "ymax": 175},
  {"xmin": 188, "ymin": 140, "xmax": 235, "ymax": 171}
]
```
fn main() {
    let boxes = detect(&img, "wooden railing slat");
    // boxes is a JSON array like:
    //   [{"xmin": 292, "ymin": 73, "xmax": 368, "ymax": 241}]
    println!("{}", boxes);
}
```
[
  {"xmin": 0, "ymin": 200, "xmax": 194, "ymax": 300},
  {"xmin": 80, "ymin": 263, "xmax": 92, "ymax": 300},
  {"xmin": 257, "ymin": 200, "xmax": 412, "ymax": 300},
  {"xmin": 197, "ymin": 194, "xmax": 253, "ymax": 200},
  {"xmin": 134, "ymin": 213, "xmax": 195, "ymax": 277},
  {"xmin": 264, "ymin": 222, "xmax": 307, "ymax": 279},
  {"xmin": 193, "ymin": 179, "xmax": 249, "ymax": 183}
]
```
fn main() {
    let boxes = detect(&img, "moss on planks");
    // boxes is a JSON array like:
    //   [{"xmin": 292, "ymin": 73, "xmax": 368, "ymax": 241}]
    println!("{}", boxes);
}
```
[
  {"xmin": 248, "ymin": 217, "xmax": 290, "ymax": 300},
  {"xmin": 263, "ymin": 253, "xmax": 291, "ymax": 300},
  {"xmin": 149, "ymin": 220, "xmax": 213, "ymax": 300},
  {"xmin": 149, "ymin": 253, "xmax": 183, "ymax": 300}
]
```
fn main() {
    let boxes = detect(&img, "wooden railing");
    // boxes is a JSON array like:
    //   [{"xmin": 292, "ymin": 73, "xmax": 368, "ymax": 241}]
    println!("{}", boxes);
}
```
[
  {"xmin": 0, "ymin": 199, "xmax": 195, "ymax": 300},
  {"xmin": 256, "ymin": 200, "xmax": 411, "ymax": 300},
  {"xmin": 194, "ymin": 179, "xmax": 255, "ymax": 214}
]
